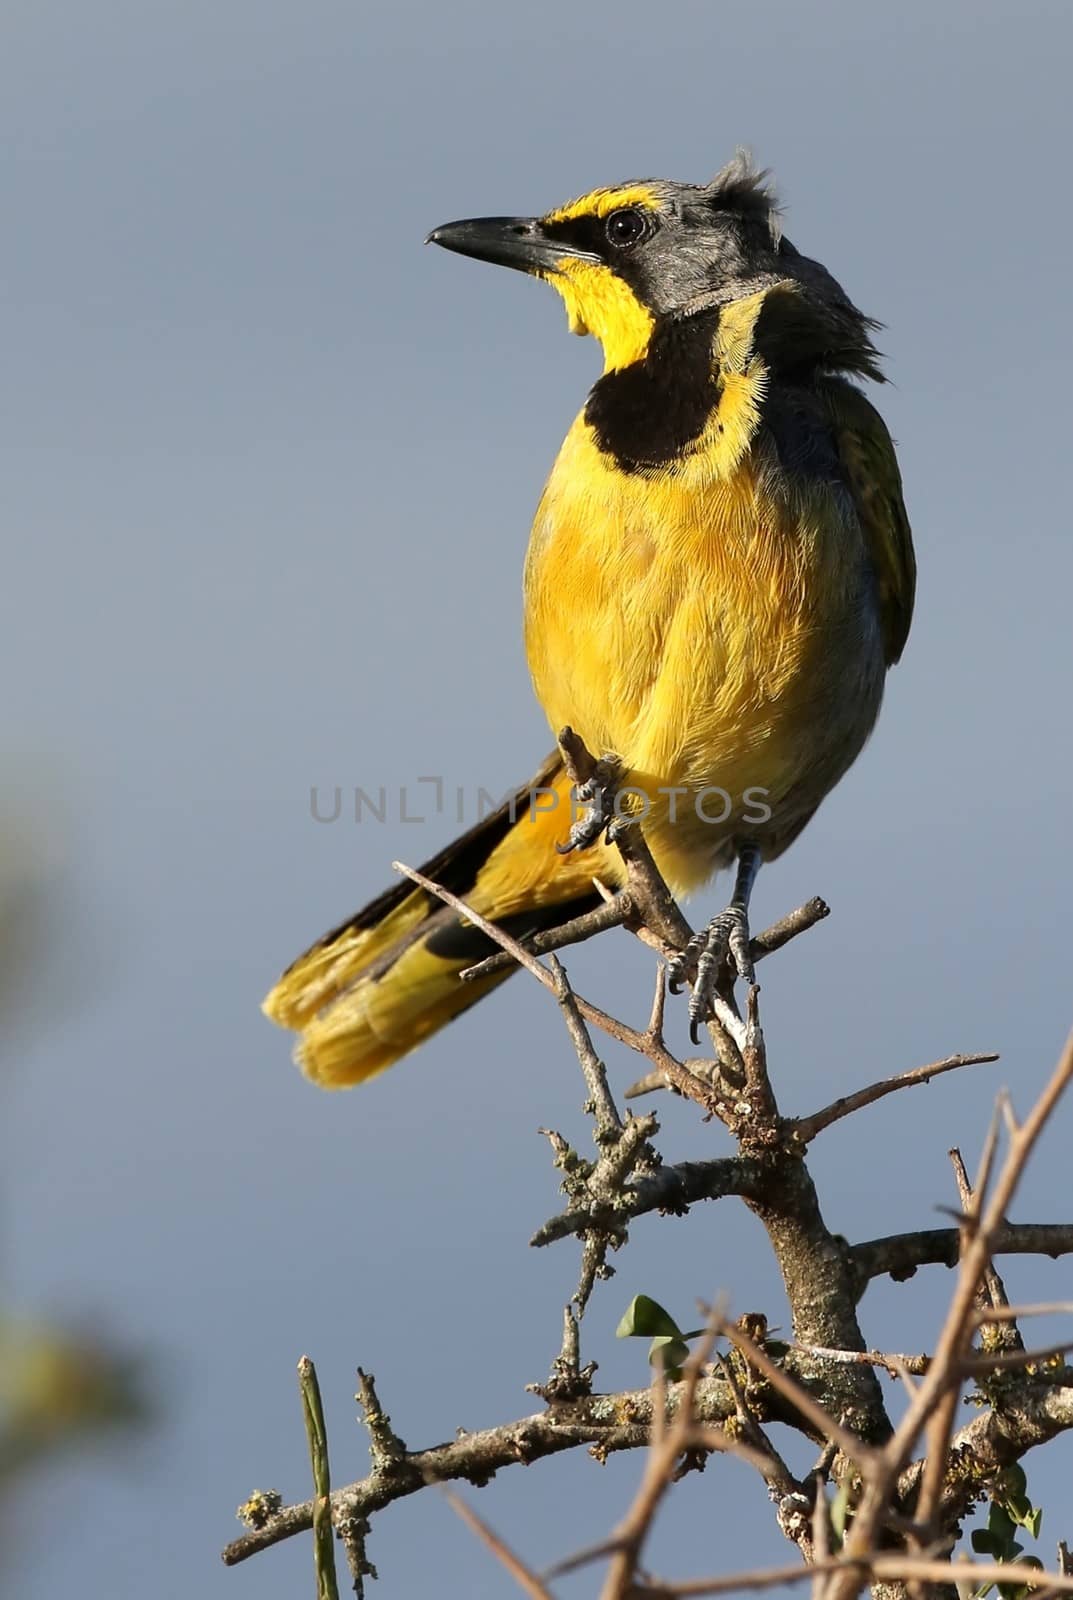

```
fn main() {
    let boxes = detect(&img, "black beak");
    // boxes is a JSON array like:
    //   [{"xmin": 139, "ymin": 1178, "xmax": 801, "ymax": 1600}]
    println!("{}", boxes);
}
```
[{"xmin": 426, "ymin": 216, "xmax": 598, "ymax": 275}]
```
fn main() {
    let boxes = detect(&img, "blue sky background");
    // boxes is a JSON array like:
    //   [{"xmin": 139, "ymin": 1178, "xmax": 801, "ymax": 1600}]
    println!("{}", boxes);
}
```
[{"xmin": 3, "ymin": 1, "xmax": 1072, "ymax": 1593}]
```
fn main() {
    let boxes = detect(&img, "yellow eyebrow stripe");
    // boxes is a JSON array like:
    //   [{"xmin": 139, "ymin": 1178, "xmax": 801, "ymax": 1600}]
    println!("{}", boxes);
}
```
[{"xmin": 544, "ymin": 184, "xmax": 660, "ymax": 224}]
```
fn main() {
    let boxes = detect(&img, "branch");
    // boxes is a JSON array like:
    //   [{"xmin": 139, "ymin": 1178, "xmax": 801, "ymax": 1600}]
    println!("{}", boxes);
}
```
[
  {"xmin": 223, "ymin": 1343, "xmax": 903, "ymax": 1571},
  {"xmin": 549, "ymin": 955, "xmax": 623, "ymax": 1142},
  {"xmin": 636, "ymin": 1554, "xmax": 1073, "ymax": 1598},
  {"xmin": 792, "ymin": 1053, "xmax": 999, "ymax": 1144},
  {"xmin": 896, "ymin": 1369, "xmax": 1073, "ymax": 1527},
  {"xmin": 530, "ymin": 1155, "xmax": 767, "ymax": 1247},
  {"xmin": 356, "ymin": 1367, "xmax": 407, "ymax": 1473},
  {"xmin": 235, "ymin": 730, "xmax": 1073, "ymax": 1600},
  {"xmin": 223, "ymin": 1375, "xmax": 739, "ymax": 1566},
  {"xmin": 553, "ymin": 900, "xmax": 828, "ymax": 1101},
  {"xmin": 852, "ymin": 1223, "xmax": 1073, "ymax": 1293},
  {"xmin": 392, "ymin": 860, "xmax": 722, "ymax": 1117}
]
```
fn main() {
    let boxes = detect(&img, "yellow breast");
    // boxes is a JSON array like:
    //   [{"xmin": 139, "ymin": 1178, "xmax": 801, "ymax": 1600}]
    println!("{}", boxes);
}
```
[{"xmin": 523, "ymin": 413, "xmax": 882, "ymax": 890}]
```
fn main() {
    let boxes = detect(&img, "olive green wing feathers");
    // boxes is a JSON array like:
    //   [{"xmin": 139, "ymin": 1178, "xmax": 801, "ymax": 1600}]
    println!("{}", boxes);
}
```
[{"xmin": 827, "ymin": 381, "xmax": 916, "ymax": 665}]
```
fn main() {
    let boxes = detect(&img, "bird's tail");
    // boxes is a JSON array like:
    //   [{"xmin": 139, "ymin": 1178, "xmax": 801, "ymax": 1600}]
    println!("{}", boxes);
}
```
[{"xmin": 263, "ymin": 755, "xmax": 615, "ymax": 1088}]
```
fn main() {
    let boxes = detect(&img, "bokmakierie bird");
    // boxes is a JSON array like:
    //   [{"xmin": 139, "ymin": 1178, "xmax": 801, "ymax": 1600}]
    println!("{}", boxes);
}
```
[{"xmin": 264, "ymin": 153, "xmax": 915, "ymax": 1088}]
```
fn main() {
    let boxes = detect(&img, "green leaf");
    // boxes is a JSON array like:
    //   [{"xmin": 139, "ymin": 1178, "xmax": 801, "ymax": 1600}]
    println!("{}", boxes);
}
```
[
  {"xmin": 988, "ymin": 1504, "xmax": 1017, "ymax": 1546},
  {"xmin": 830, "ymin": 1482, "xmax": 852, "ymax": 1545},
  {"xmin": 973, "ymin": 1529, "xmax": 1000, "ymax": 1556},
  {"xmin": 648, "ymin": 1335, "xmax": 691, "ymax": 1374},
  {"xmin": 1026, "ymin": 1507, "xmax": 1042, "ymax": 1540},
  {"xmin": 1004, "ymin": 1463, "xmax": 1028, "ymax": 1499},
  {"xmin": 616, "ymin": 1295, "xmax": 683, "ymax": 1341}
]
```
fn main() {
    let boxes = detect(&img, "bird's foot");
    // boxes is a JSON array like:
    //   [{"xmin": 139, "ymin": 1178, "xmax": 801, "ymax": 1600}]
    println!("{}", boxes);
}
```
[
  {"xmin": 556, "ymin": 757, "xmax": 621, "ymax": 854},
  {"xmin": 668, "ymin": 904, "xmax": 755, "ymax": 1044}
]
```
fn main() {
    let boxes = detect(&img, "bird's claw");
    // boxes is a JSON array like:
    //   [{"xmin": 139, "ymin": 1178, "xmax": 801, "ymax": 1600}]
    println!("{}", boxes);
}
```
[
  {"xmin": 556, "ymin": 760, "xmax": 620, "ymax": 853},
  {"xmin": 668, "ymin": 905, "xmax": 755, "ymax": 1044}
]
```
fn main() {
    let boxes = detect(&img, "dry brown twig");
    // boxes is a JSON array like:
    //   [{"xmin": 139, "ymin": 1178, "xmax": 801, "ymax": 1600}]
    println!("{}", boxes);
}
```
[
  {"xmin": 825, "ymin": 1028, "xmax": 1073, "ymax": 1600},
  {"xmin": 393, "ymin": 858, "xmax": 722, "ymax": 1117},
  {"xmin": 442, "ymin": 1488, "xmax": 555, "ymax": 1600},
  {"xmin": 792, "ymin": 1053, "xmax": 1001, "ymax": 1144}
]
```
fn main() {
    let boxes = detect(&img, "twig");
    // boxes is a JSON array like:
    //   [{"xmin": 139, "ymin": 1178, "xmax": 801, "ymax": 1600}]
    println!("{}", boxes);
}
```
[
  {"xmin": 544, "ymin": 1423, "xmax": 794, "ymax": 1588},
  {"xmin": 739, "ymin": 984, "xmax": 778, "ymax": 1128},
  {"xmin": 443, "ymin": 1489, "xmax": 553, "ymax": 1600},
  {"xmin": 976, "ymin": 1303, "xmax": 1073, "ymax": 1323},
  {"xmin": 530, "ymin": 1153, "xmax": 765, "ymax": 1247},
  {"xmin": 460, "ymin": 894, "xmax": 631, "ymax": 982},
  {"xmin": 635, "ymin": 1555, "xmax": 849, "ymax": 1596},
  {"xmin": 542, "ymin": 1535, "xmax": 628, "ymax": 1583},
  {"xmin": 599, "ymin": 1304, "xmax": 727, "ymax": 1599},
  {"xmin": 748, "ymin": 897, "xmax": 831, "ymax": 959},
  {"xmin": 550, "ymin": 956, "xmax": 623, "ymax": 1140},
  {"xmin": 788, "ymin": 1343, "xmax": 930, "ymax": 1380},
  {"xmin": 356, "ymin": 1367, "xmax": 407, "ymax": 1474},
  {"xmin": 298, "ymin": 1357, "xmax": 340, "ymax": 1600},
  {"xmin": 392, "ymin": 862, "xmax": 553, "ymax": 985},
  {"xmin": 557, "ymin": 724, "xmax": 693, "ymax": 958},
  {"xmin": 539, "ymin": 1106, "xmax": 658, "ymax": 1321},
  {"xmin": 715, "ymin": 1351, "xmax": 800, "ymax": 1499},
  {"xmin": 793, "ymin": 1053, "xmax": 999, "ymax": 1144},
  {"xmin": 911, "ymin": 1136, "xmax": 985, "ymax": 1561},
  {"xmin": 528, "ymin": 1305, "xmax": 599, "ymax": 1404},
  {"xmin": 556, "ymin": 725, "xmax": 784, "ymax": 1090},
  {"xmin": 961, "ymin": 1340, "xmax": 1073, "ymax": 1374},
  {"xmin": 605, "ymin": 894, "xmax": 827, "ymax": 996},
  {"xmin": 712, "ymin": 1349, "xmax": 809, "ymax": 1554},
  {"xmin": 832, "ymin": 1029, "xmax": 1073, "ymax": 1598},
  {"xmin": 637, "ymin": 1554, "xmax": 1073, "ymax": 1598},
  {"xmin": 335, "ymin": 1513, "xmax": 375, "ymax": 1599},
  {"xmin": 950, "ymin": 1145, "xmax": 1024, "ymax": 1355},
  {"xmin": 392, "ymin": 860, "xmax": 721, "ymax": 1116},
  {"xmin": 685, "ymin": 1422, "xmax": 797, "ymax": 1482}
]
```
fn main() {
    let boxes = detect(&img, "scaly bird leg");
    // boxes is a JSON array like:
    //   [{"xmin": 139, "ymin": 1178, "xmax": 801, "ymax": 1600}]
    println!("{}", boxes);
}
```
[
  {"xmin": 668, "ymin": 843, "xmax": 762, "ymax": 1044},
  {"xmin": 556, "ymin": 755, "xmax": 622, "ymax": 854}
]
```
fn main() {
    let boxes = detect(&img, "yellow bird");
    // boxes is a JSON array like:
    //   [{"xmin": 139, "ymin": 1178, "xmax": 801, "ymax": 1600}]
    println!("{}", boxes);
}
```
[{"xmin": 264, "ymin": 153, "xmax": 915, "ymax": 1088}]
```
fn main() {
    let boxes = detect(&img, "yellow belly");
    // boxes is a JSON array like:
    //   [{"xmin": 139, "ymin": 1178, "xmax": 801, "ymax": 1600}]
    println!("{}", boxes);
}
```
[{"xmin": 523, "ymin": 414, "xmax": 885, "ymax": 892}]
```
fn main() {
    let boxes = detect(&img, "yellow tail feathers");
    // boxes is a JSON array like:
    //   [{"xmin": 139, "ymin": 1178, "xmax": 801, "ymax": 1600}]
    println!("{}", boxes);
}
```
[{"xmin": 263, "ymin": 756, "xmax": 619, "ymax": 1088}]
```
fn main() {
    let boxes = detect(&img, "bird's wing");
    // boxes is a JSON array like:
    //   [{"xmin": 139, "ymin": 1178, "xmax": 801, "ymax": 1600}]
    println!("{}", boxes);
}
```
[{"xmin": 826, "ymin": 380, "xmax": 916, "ymax": 665}]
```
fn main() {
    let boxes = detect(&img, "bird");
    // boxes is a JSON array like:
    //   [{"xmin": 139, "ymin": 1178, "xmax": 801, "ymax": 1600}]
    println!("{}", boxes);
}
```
[{"xmin": 263, "ymin": 152, "xmax": 915, "ymax": 1089}]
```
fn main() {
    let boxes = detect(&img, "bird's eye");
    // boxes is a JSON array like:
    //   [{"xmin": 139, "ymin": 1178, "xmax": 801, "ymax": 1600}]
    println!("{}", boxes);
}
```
[{"xmin": 604, "ymin": 208, "xmax": 649, "ymax": 249}]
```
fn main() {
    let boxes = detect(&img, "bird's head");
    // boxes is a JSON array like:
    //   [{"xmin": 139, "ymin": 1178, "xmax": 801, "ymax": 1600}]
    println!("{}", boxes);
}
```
[{"xmin": 428, "ymin": 152, "xmax": 880, "ymax": 380}]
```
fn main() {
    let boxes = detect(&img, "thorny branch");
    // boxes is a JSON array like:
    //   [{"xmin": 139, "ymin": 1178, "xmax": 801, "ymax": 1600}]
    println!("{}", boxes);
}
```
[{"xmin": 225, "ymin": 731, "xmax": 1073, "ymax": 1598}]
